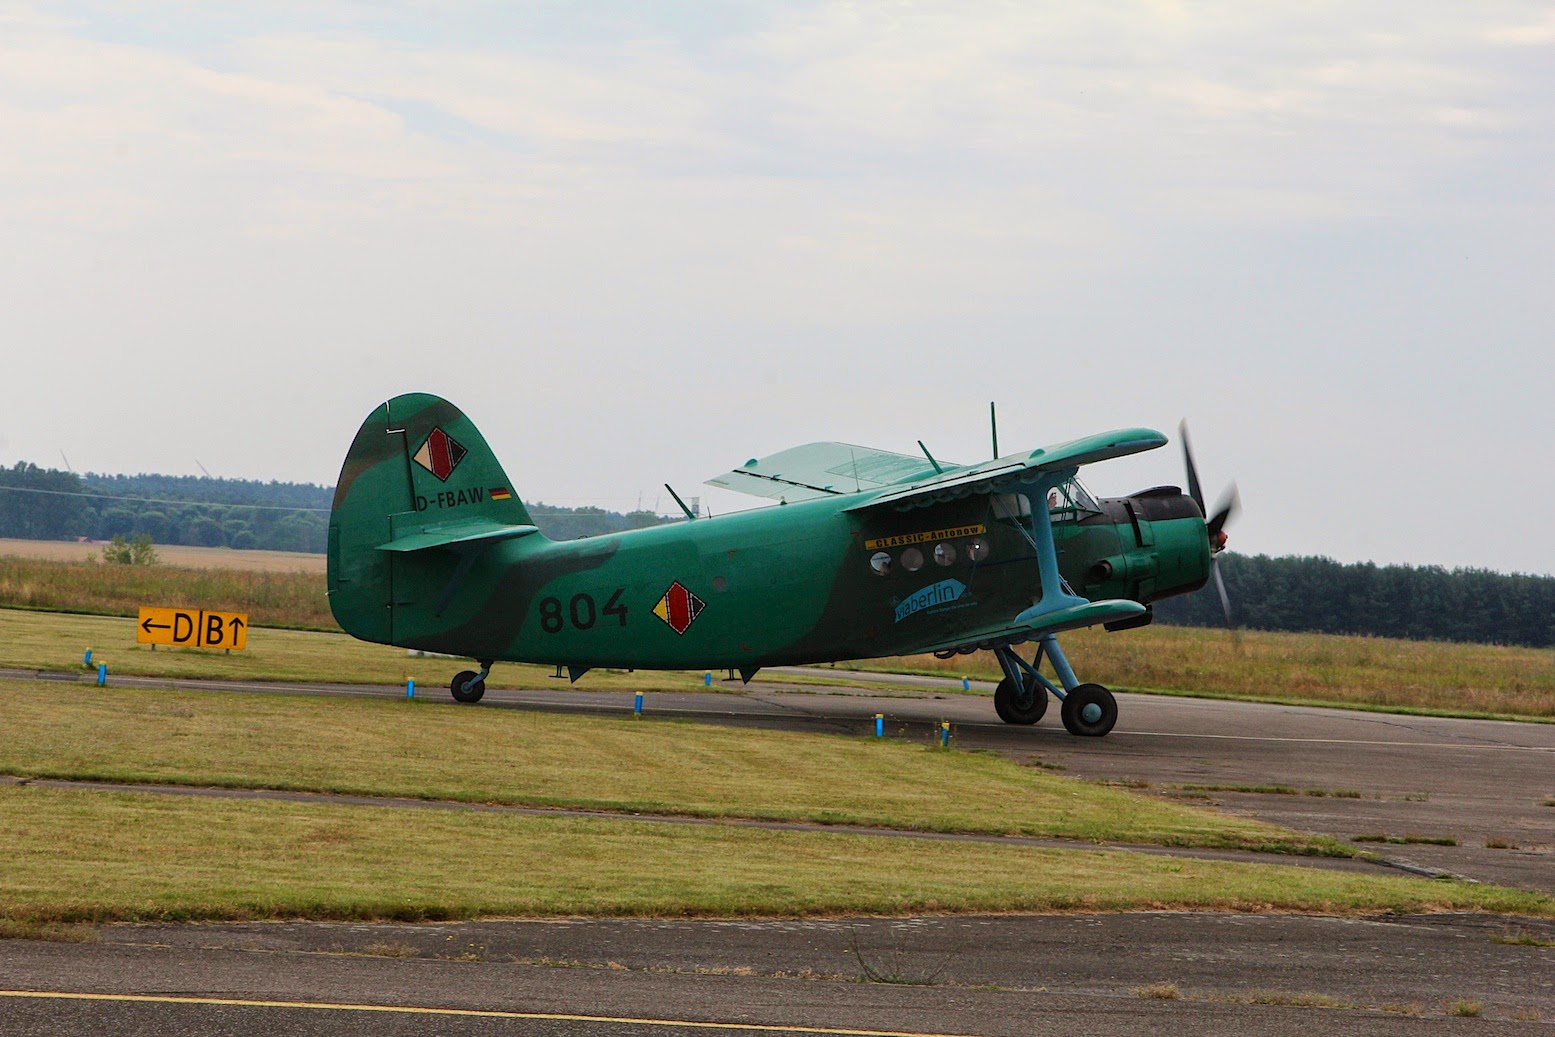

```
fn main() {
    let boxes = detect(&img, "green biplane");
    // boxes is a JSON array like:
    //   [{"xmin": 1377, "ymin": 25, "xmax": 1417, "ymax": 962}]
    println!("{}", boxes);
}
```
[{"xmin": 329, "ymin": 393, "xmax": 1237, "ymax": 736}]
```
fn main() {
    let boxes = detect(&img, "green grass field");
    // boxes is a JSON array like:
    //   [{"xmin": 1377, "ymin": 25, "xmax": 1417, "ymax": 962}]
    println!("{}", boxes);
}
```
[
  {"xmin": 2, "ymin": 680, "xmax": 1550, "ymax": 925},
  {"xmin": 0, "ymin": 680, "xmax": 1325, "ymax": 852}
]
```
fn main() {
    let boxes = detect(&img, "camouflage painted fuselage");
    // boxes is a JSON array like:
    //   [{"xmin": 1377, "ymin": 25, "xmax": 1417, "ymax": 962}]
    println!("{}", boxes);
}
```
[{"xmin": 328, "ymin": 395, "xmax": 1211, "ymax": 671}]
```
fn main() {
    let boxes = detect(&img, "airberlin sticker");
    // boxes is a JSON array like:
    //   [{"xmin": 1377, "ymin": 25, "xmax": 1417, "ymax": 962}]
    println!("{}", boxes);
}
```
[
  {"xmin": 652, "ymin": 581, "xmax": 705, "ymax": 635},
  {"xmin": 412, "ymin": 428, "xmax": 467, "ymax": 482},
  {"xmin": 894, "ymin": 579, "xmax": 967, "ymax": 623}
]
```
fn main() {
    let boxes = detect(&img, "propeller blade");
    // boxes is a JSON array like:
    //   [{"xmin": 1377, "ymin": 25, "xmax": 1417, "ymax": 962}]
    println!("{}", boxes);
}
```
[
  {"xmin": 1206, "ymin": 482, "xmax": 1241, "ymax": 541},
  {"xmin": 1178, "ymin": 420, "xmax": 1205, "ymax": 513},
  {"xmin": 1210, "ymin": 556, "xmax": 1233, "ymax": 627}
]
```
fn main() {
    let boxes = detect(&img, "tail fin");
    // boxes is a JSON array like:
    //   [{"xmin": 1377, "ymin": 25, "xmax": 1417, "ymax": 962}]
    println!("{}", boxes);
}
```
[{"xmin": 328, "ymin": 393, "xmax": 538, "ymax": 645}]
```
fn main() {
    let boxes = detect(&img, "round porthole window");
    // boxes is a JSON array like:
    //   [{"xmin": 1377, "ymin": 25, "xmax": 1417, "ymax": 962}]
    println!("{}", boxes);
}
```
[
  {"xmin": 901, "ymin": 547, "xmax": 925, "ymax": 572},
  {"xmin": 869, "ymin": 552, "xmax": 892, "ymax": 575},
  {"xmin": 933, "ymin": 542, "xmax": 956, "ymax": 566},
  {"xmin": 967, "ymin": 537, "xmax": 990, "ymax": 562}
]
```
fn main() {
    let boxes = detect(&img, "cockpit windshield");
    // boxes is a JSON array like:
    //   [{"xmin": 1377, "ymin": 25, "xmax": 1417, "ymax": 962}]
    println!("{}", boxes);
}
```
[
  {"xmin": 1047, "ymin": 478, "xmax": 1102, "ymax": 518},
  {"xmin": 991, "ymin": 478, "xmax": 1103, "ymax": 526}
]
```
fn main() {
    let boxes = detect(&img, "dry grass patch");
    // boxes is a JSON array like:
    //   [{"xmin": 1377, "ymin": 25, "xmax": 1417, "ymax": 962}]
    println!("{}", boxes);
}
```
[
  {"xmin": 856, "ymin": 625, "xmax": 1555, "ymax": 720},
  {"xmin": 0, "ymin": 556, "xmax": 330, "ymax": 629}
]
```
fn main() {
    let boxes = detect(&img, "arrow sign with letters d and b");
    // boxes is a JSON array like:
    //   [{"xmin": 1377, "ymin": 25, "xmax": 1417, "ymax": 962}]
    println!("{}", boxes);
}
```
[{"xmin": 137, "ymin": 607, "xmax": 249, "ymax": 650}]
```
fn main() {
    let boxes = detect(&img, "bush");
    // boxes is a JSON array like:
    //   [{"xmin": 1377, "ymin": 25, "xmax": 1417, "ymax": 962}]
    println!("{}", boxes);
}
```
[{"xmin": 100, "ymin": 534, "xmax": 159, "ymax": 566}]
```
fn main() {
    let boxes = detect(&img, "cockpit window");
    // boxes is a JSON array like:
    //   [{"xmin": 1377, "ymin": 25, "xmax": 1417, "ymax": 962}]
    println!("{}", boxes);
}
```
[{"xmin": 1048, "ymin": 478, "xmax": 1101, "ymax": 516}]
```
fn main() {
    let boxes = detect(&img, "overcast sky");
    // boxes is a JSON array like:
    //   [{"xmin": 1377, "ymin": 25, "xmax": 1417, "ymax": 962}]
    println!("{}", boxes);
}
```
[{"xmin": 2, "ymin": 2, "xmax": 1551, "ymax": 574}]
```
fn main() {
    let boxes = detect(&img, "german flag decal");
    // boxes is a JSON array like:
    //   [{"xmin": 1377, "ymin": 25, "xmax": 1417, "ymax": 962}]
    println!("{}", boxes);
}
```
[
  {"xmin": 412, "ymin": 428, "xmax": 467, "ymax": 482},
  {"xmin": 490, "ymin": 487, "xmax": 513, "ymax": 501},
  {"xmin": 652, "ymin": 581, "xmax": 705, "ymax": 635}
]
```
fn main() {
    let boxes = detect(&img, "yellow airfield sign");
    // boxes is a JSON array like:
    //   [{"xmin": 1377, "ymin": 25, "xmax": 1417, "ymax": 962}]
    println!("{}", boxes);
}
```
[{"xmin": 137, "ymin": 607, "xmax": 249, "ymax": 650}]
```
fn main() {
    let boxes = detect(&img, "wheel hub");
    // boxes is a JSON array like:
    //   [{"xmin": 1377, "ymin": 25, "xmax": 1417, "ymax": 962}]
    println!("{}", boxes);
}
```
[{"xmin": 1080, "ymin": 702, "xmax": 1103, "ymax": 725}]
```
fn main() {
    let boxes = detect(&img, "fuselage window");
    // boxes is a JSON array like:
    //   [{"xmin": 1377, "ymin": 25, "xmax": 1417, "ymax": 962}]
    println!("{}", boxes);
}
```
[
  {"xmin": 869, "ymin": 551, "xmax": 892, "ymax": 576},
  {"xmin": 901, "ymin": 547, "xmax": 925, "ymax": 572},
  {"xmin": 933, "ymin": 542, "xmax": 956, "ymax": 566},
  {"xmin": 967, "ymin": 537, "xmax": 990, "ymax": 562}
]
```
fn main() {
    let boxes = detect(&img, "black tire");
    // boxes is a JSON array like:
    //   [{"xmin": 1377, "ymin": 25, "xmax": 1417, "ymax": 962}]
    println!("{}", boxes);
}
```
[
  {"xmin": 1061, "ymin": 683, "xmax": 1116, "ymax": 737},
  {"xmin": 993, "ymin": 674, "xmax": 1047, "ymax": 725},
  {"xmin": 450, "ymin": 670, "xmax": 486, "ymax": 703}
]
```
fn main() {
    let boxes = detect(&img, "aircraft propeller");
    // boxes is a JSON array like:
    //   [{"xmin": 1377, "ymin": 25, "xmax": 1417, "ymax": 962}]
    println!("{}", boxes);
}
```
[{"xmin": 1179, "ymin": 420, "xmax": 1240, "ymax": 629}]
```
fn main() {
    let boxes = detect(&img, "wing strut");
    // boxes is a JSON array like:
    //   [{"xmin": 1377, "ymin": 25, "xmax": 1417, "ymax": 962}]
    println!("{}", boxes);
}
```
[{"xmin": 1010, "ymin": 471, "xmax": 1092, "ymax": 627}]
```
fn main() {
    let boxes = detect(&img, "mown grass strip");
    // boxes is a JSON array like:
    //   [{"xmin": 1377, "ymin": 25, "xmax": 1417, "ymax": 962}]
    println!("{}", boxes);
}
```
[
  {"xmin": 0, "ymin": 680, "xmax": 1334, "ymax": 854},
  {"xmin": 2, "ymin": 786, "xmax": 1547, "ymax": 924},
  {"xmin": 0, "ymin": 610, "xmax": 732, "ymax": 693}
]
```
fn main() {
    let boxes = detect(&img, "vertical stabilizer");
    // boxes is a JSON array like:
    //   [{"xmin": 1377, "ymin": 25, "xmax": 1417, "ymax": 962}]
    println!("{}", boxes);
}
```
[{"xmin": 328, "ymin": 393, "xmax": 533, "ymax": 644}]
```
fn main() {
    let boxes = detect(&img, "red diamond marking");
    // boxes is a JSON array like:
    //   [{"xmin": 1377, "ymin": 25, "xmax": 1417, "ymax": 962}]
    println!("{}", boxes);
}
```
[{"xmin": 413, "ymin": 428, "xmax": 467, "ymax": 482}]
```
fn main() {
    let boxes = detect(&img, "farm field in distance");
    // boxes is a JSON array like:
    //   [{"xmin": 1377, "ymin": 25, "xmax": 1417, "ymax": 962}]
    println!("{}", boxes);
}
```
[{"xmin": 0, "ymin": 537, "xmax": 322, "ymax": 572}]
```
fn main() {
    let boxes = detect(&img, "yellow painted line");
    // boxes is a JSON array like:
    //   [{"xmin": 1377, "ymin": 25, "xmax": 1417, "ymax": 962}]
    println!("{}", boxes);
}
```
[{"xmin": 0, "ymin": 991, "xmax": 979, "ymax": 1037}]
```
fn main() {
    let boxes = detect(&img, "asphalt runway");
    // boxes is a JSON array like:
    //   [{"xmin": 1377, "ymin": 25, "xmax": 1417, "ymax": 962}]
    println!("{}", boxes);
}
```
[
  {"xmin": 4, "ymin": 913, "xmax": 1554, "ymax": 1034},
  {"xmin": 3, "ymin": 666, "xmax": 1553, "ymax": 1034}
]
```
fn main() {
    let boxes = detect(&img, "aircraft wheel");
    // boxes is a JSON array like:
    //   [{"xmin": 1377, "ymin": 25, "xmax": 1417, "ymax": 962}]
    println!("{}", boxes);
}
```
[
  {"xmin": 993, "ymin": 675, "xmax": 1047, "ymax": 725},
  {"xmin": 1061, "ymin": 683, "xmax": 1116, "ymax": 737},
  {"xmin": 450, "ymin": 670, "xmax": 486, "ymax": 703}
]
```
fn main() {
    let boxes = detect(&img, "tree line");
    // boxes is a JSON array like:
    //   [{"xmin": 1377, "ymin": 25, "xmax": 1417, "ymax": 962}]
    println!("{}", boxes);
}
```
[
  {"xmin": 1152, "ymin": 552, "xmax": 1555, "ymax": 649},
  {"xmin": 0, "ymin": 462, "xmax": 674, "ymax": 553},
  {"xmin": 0, "ymin": 463, "xmax": 333, "ymax": 552}
]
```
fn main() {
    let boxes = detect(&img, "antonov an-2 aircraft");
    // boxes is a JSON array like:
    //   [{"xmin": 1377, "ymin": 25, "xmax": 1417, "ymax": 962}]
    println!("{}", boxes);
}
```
[{"xmin": 328, "ymin": 393, "xmax": 1237, "ymax": 737}]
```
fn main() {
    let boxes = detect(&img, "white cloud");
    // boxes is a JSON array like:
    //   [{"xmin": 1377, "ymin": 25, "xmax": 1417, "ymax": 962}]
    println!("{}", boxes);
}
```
[{"xmin": 1486, "ymin": 10, "xmax": 1555, "ymax": 45}]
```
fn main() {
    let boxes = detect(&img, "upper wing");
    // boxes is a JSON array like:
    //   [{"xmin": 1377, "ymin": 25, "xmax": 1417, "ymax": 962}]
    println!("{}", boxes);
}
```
[
  {"xmin": 843, "ymin": 428, "xmax": 1167, "ymax": 512},
  {"xmin": 705, "ymin": 442, "xmax": 941, "ymax": 502}
]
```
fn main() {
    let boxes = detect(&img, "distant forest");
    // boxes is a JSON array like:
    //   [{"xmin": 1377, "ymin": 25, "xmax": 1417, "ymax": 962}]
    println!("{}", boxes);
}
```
[
  {"xmin": 0, "ymin": 461, "xmax": 672, "ymax": 554},
  {"xmin": 3, "ymin": 460, "xmax": 1553, "ymax": 647},
  {"xmin": 1153, "ymin": 553, "xmax": 1555, "ymax": 649}
]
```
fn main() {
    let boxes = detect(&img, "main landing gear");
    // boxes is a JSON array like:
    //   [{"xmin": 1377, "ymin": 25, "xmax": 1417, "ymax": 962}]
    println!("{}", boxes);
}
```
[
  {"xmin": 992, "ymin": 636, "xmax": 1117, "ymax": 737},
  {"xmin": 450, "ymin": 661, "xmax": 493, "ymax": 703}
]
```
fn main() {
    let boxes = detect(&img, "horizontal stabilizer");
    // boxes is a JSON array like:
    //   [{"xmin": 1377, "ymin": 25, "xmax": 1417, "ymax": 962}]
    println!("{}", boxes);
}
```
[{"xmin": 377, "ymin": 520, "xmax": 539, "ymax": 553}]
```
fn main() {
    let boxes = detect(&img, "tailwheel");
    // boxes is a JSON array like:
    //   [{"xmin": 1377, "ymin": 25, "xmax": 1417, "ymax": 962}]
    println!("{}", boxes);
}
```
[
  {"xmin": 1061, "ymin": 683, "xmax": 1116, "ymax": 737},
  {"xmin": 450, "ymin": 669, "xmax": 486, "ymax": 704},
  {"xmin": 994, "ymin": 674, "xmax": 1047, "ymax": 725}
]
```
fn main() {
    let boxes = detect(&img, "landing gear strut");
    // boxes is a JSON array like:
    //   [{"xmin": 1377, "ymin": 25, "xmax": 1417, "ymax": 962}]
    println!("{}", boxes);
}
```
[
  {"xmin": 450, "ymin": 661, "xmax": 492, "ymax": 703},
  {"xmin": 992, "ymin": 636, "xmax": 1116, "ymax": 737}
]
